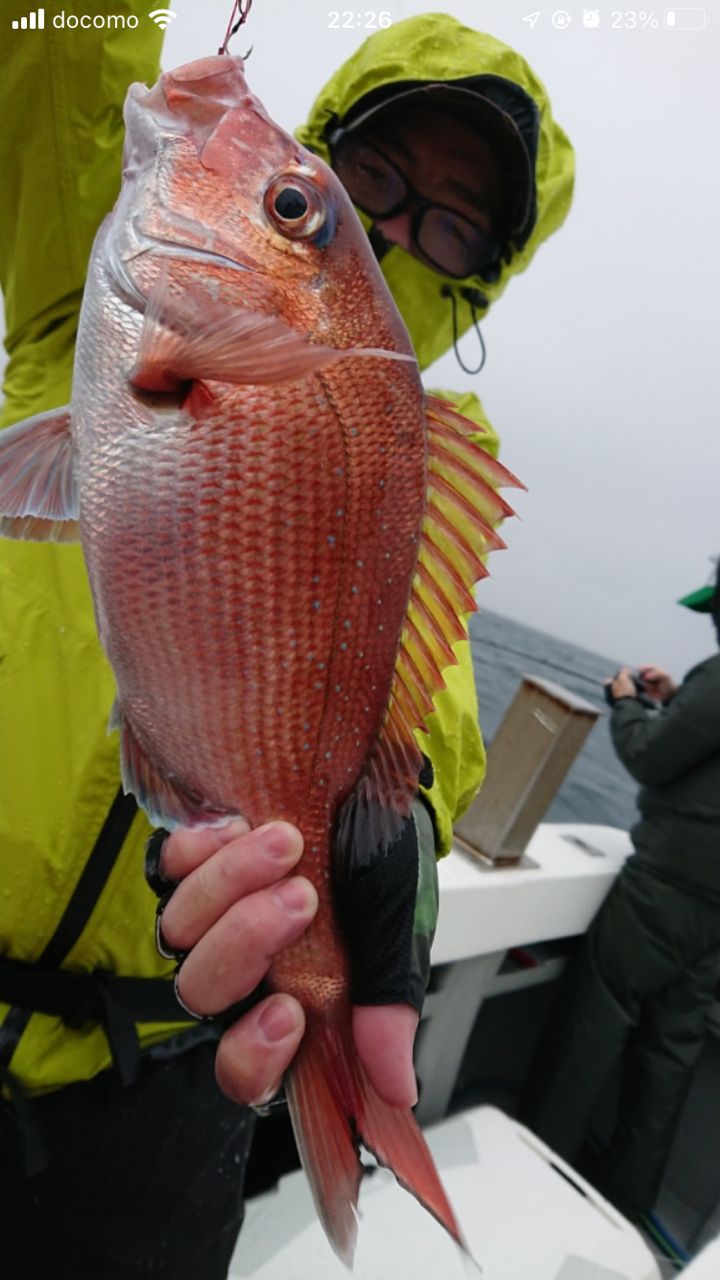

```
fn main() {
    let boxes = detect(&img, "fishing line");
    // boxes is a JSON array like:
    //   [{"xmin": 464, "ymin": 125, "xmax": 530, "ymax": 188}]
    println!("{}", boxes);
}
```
[{"xmin": 218, "ymin": 0, "xmax": 253, "ymax": 56}]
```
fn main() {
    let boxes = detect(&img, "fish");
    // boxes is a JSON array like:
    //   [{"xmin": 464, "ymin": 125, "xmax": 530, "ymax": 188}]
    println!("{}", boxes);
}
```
[{"xmin": 0, "ymin": 55, "xmax": 521, "ymax": 1264}]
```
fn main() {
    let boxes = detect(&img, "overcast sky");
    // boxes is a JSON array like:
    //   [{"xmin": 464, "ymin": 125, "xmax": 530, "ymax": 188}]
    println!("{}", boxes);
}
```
[{"xmin": 2, "ymin": 1, "xmax": 718, "ymax": 674}]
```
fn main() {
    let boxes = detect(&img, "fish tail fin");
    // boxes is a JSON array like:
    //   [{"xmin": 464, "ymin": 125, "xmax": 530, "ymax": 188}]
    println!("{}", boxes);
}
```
[
  {"xmin": 285, "ymin": 1013, "xmax": 465, "ymax": 1267},
  {"xmin": 285, "ymin": 1018, "xmax": 362, "ymax": 1267}
]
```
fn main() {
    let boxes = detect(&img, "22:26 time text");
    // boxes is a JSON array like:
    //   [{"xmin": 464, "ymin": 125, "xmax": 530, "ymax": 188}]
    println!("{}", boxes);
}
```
[{"xmin": 328, "ymin": 12, "xmax": 393, "ymax": 28}]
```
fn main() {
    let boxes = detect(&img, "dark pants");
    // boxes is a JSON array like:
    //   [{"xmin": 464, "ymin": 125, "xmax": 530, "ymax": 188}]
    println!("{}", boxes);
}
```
[
  {"xmin": 519, "ymin": 861, "xmax": 720, "ymax": 1216},
  {"xmin": 0, "ymin": 1041, "xmax": 255, "ymax": 1280}
]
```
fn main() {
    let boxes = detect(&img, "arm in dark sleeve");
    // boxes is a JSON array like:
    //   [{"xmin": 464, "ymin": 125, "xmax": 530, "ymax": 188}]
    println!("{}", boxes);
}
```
[{"xmin": 610, "ymin": 658, "xmax": 720, "ymax": 786}]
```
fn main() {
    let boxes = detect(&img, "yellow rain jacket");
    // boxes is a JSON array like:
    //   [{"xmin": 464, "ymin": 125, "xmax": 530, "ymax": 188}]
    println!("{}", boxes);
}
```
[{"xmin": 0, "ymin": 9, "xmax": 574, "ymax": 1094}]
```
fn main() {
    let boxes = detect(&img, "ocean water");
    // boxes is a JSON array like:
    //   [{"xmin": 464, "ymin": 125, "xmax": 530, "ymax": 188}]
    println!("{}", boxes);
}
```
[{"xmin": 468, "ymin": 610, "xmax": 639, "ymax": 832}]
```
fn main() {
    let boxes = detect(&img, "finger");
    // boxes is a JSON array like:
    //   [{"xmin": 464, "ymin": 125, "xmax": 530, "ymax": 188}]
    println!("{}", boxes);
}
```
[
  {"xmin": 216, "ymin": 994, "xmax": 305, "ymax": 1106},
  {"xmin": 353, "ymin": 1004, "xmax": 419, "ymax": 1109},
  {"xmin": 639, "ymin": 666, "xmax": 663, "ymax": 688},
  {"xmin": 176, "ymin": 876, "xmax": 318, "ymax": 1015},
  {"xmin": 161, "ymin": 822, "xmax": 304, "ymax": 951},
  {"xmin": 161, "ymin": 817, "xmax": 251, "ymax": 880}
]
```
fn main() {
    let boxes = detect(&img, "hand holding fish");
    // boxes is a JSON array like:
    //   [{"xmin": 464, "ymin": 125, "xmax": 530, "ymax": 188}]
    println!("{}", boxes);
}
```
[{"xmin": 158, "ymin": 821, "xmax": 420, "ymax": 1109}]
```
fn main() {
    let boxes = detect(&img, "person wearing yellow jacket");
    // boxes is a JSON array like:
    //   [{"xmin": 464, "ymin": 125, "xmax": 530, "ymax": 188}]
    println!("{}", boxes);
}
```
[{"xmin": 0, "ymin": 8, "xmax": 573, "ymax": 1275}]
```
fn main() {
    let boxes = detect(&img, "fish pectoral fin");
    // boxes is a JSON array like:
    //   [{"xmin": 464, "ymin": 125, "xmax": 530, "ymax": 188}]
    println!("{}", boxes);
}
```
[
  {"xmin": 0, "ymin": 406, "xmax": 79, "ymax": 542},
  {"xmin": 285, "ymin": 1015, "xmax": 467, "ymax": 1267},
  {"xmin": 113, "ymin": 702, "xmax": 237, "ymax": 831},
  {"xmin": 130, "ymin": 275, "xmax": 360, "ymax": 391}
]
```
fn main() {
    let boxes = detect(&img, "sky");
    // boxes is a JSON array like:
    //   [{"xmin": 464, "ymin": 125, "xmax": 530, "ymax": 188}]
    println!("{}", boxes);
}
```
[{"xmin": 1, "ymin": 0, "xmax": 718, "ymax": 673}]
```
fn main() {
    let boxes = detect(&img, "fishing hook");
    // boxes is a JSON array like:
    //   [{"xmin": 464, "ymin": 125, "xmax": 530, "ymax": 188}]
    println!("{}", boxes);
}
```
[{"xmin": 218, "ymin": 0, "xmax": 253, "ymax": 56}]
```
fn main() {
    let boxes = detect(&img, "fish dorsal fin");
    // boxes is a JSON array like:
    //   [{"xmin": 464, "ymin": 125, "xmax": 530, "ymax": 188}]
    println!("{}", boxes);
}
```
[
  {"xmin": 130, "ymin": 275, "xmax": 415, "ymax": 393},
  {"xmin": 0, "ymin": 406, "xmax": 79, "ymax": 542},
  {"xmin": 335, "ymin": 395, "xmax": 524, "ymax": 867}
]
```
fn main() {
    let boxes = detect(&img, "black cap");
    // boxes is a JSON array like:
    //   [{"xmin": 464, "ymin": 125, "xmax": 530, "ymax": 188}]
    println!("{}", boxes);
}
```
[{"xmin": 340, "ymin": 82, "xmax": 535, "ymax": 244}]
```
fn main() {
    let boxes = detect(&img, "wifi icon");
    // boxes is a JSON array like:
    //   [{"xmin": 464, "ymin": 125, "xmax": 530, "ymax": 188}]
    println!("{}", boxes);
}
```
[{"xmin": 148, "ymin": 8, "xmax": 177, "ymax": 29}]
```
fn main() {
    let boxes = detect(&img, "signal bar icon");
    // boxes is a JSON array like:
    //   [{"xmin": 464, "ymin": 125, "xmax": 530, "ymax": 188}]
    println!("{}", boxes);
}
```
[{"xmin": 12, "ymin": 7, "xmax": 45, "ymax": 27}]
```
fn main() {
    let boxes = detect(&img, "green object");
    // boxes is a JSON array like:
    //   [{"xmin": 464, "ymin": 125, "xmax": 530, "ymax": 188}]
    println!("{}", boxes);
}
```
[
  {"xmin": 678, "ymin": 583, "xmax": 716, "ymax": 612},
  {"xmin": 411, "ymin": 797, "xmax": 440, "ymax": 1001}
]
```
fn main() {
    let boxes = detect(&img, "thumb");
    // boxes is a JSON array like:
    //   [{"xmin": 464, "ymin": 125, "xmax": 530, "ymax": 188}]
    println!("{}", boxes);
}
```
[{"xmin": 352, "ymin": 1003, "xmax": 419, "ymax": 1109}]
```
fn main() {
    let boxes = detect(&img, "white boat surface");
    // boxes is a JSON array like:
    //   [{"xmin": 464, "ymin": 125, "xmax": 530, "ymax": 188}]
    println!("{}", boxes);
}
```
[{"xmin": 232, "ymin": 1104, "xmax": 662, "ymax": 1280}]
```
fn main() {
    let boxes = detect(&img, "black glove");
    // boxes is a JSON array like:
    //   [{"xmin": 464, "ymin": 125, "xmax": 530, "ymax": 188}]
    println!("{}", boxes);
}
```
[{"xmin": 334, "ymin": 790, "xmax": 439, "ymax": 1016}]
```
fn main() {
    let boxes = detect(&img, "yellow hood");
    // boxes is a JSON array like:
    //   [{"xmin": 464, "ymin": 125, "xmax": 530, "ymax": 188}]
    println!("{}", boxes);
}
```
[{"xmin": 296, "ymin": 13, "xmax": 575, "ymax": 370}]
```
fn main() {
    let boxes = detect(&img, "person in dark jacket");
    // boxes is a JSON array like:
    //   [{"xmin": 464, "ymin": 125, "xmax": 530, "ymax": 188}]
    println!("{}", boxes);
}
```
[{"xmin": 520, "ymin": 560, "xmax": 720, "ymax": 1219}]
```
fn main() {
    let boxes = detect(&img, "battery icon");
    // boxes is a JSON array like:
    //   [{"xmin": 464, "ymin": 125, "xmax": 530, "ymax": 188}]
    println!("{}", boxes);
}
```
[{"xmin": 664, "ymin": 8, "xmax": 706, "ymax": 27}]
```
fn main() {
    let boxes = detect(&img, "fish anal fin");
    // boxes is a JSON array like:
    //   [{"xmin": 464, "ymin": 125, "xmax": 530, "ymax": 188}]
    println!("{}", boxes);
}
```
[
  {"xmin": 112, "ymin": 701, "xmax": 233, "ymax": 830},
  {"xmin": 285, "ymin": 1012, "xmax": 466, "ymax": 1267},
  {"xmin": 0, "ymin": 406, "xmax": 78, "ymax": 541}
]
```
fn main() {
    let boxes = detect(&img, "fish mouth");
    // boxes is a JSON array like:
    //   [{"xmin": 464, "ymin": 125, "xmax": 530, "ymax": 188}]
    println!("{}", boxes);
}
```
[{"xmin": 124, "ymin": 56, "xmax": 262, "ymax": 169}]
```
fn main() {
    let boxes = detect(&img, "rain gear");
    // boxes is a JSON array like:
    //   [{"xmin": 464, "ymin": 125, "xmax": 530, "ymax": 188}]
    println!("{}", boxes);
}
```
[
  {"xmin": 296, "ymin": 14, "xmax": 575, "ymax": 369},
  {"xmin": 0, "ymin": 10, "xmax": 574, "ymax": 1094}
]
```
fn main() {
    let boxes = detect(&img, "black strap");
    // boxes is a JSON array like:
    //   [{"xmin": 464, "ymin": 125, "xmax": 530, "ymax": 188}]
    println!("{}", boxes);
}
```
[
  {"xmin": 0, "ymin": 789, "xmax": 139, "ymax": 1073},
  {"xmin": 0, "ymin": 957, "xmax": 185, "ymax": 1028},
  {"xmin": 40, "ymin": 790, "xmax": 139, "ymax": 969}
]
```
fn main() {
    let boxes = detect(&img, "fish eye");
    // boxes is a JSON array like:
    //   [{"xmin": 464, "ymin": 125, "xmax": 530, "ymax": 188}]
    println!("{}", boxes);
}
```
[
  {"xmin": 264, "ymin": 174, "xmax": 328, "ymax": 242},
  {"xmin": 275, "ymin": 188, "xmax": 308, "ymax": 219}
]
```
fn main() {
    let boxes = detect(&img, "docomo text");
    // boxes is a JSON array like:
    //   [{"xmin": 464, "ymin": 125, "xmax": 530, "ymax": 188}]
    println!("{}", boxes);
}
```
[{"xmin": 21, "ymin": 10, "xmax": 143, "ymax": 28}]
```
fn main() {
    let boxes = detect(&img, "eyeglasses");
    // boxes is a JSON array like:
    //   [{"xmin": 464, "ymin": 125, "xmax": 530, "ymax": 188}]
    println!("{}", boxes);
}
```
[{"xmin": 329, "ymin": 131, "xmax": 503, "ymax": 280}]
